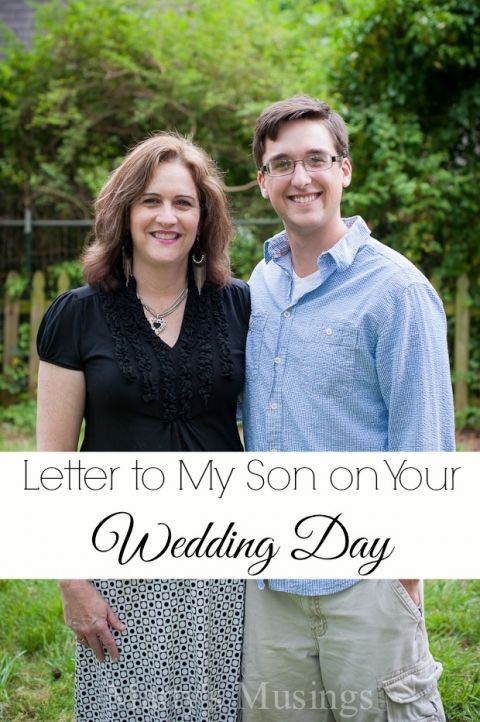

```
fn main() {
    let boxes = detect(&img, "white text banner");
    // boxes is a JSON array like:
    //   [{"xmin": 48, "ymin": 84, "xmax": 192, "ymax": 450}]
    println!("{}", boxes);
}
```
[{"xmin": 0, "ymin": 451, "xmax": 477, "ymax": 578}]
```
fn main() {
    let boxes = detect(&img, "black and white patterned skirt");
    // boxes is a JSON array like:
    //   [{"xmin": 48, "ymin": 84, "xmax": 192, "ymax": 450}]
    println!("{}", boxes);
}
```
[{"xmin": 75, "ymin": 579, "xmax": 244, "ymax": 722}]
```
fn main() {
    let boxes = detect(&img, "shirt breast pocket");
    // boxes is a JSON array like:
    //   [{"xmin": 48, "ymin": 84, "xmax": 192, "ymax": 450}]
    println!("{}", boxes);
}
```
[
  {"xmin": 297, "ymin": 321, "xmax": 358, "ymax": 398},
  {"xmin": 246, "ymin": 313, "xmax": 267, "ymax": 381}
]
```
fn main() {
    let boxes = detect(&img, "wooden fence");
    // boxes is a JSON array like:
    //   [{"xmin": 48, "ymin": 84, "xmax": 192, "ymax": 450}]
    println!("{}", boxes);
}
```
[
  {"xmin": 2, "ymin": 270, "xmax": 70, "ymax": 398},
  {"xmin": 0, "ymin": 269, "xmax": 475, "ymax": 411}
]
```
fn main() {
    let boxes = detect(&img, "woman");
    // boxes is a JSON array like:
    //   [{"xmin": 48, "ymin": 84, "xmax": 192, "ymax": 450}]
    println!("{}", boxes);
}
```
[{"xmin": 36, "ymin": 133, "xmax": 250, "ymax": 721}]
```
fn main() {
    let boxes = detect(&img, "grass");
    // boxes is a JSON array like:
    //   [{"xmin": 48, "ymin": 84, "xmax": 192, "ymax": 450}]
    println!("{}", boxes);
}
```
[
  {"xmin": 0, "ymin": 401, "xmax": 36, "ymax": 451},
  {"xmin": 0, "ymin": 580, "xmax": 478, "ymax": 720},
  {"xmin": 0, "ymin": 435, "xmax": 35, "ymax": 452},
  {"xmin": 0, "ymin": 581, "xmax": 75, "ymax": 721},
  {"xmin": 0, "ymin": 650, "xmax": 25, "ymax": 701},
  {"xmin": 425, "ymin": 580, "xmax": 480, "ymax": 721},
  {"xmin": 0, "ymin": 400, "xmax": 87, "ymax": 451}
]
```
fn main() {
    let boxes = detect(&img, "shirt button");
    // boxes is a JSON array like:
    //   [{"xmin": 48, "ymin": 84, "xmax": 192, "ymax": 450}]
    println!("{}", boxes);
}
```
[
  {"xmin": 274, "ymin": 356, "xmax": 282, "ymax": 364},
  {"xmin": 270, "ymin": 402, "xmax": 278, "ymax": 410},
  {"xmin": 283, "ymin": 311, "xmax": 290, "ymax": 318},
  {"xmin": 325, "ymin": 327, "xmax": 333, "ymax": 336},
  {"xmin": 271, "ymin": 448, "xmax": 278, "ymax": 452}
]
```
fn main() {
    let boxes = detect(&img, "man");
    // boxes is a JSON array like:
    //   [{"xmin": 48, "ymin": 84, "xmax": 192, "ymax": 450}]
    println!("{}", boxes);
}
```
[{"xmin": 242, "ymin": 96, "xmax": 454, "ymax": 721}]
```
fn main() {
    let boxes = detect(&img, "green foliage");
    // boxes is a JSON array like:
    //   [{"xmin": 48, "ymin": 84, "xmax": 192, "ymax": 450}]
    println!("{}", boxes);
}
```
[
  {"xmin": 4, "ymin": 0, "xmax": 475, "ymax": 279},
  {"xmin": 425, "ymin": 580, "xmax": 480, "ymax": 721},
  {"xmin": 0, "ymin": 581, "xmax": 74, "ymax": 720},
  {"xmin": 0, "ymin": 0, "xmax": 321, "ymax": 219},
  {"xmin": 230, "ymin": 227, "xmax": 268, "ymax": 279},
  {"xmin": 1, "ymin": 273, "xmax": 30, "ymax": 394},
  {"xmin": 46, "ymin": 260, "xmax": 84, "ymax": 296},
  {"xmin": 0, "ymin": 399, "xmax": 36, "ymax": 434},
  {"xmin": 1, "ymin": 0, "xmax": 478, "ymax": 275},
  {"xmin": 329, "ymin": 0, "xmax": 480, "ymax": 281},
  {"xmin": 455, "ymin": 405, "xmax": 480, "ymax": 432},
  {"xmin": 0, "ymin": 323, "xmax": 30, "ymax": 396},
  {"xmin": 0, "ymin": 651, "xmax": 25, "ymax": 703},
  {"xmin": 5, "ymin": 274, "xmax": 29, "ymax": 301}
]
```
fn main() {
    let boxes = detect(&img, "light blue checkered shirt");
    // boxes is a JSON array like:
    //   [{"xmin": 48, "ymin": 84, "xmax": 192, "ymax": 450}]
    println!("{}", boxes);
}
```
[{"xmin": 243, "ymin": 215, "xmax": 455, "ymax": 596}]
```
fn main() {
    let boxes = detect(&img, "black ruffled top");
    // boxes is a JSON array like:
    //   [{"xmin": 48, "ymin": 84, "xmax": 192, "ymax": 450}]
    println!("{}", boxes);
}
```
[{"xmin": 37, "ymin": 278, "xmax": 250, "ymax": 451}]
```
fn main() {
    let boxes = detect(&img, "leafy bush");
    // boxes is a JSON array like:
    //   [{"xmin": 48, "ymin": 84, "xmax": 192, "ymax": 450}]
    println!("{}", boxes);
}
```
[
  {"xmin": 5, "ymin": 274, "xmax": 29, "ymax": 301},
  {"xmin": 455, "ymin": 406, "xmax": 480, "ymax": 432},
  {"xmin": 0, "ymin": 322, "xmax": 30, "ymax": 396},
  {"xmin": 0, "ymin": 400, "xmax": 37, "ymax": 434},
  {"xmin": 46, "ymin": 259, "xmax": 84, "ymax": 296},
  {"xmin": 230, "ymin": 227, "xmax": 265, "ymax": 280}
]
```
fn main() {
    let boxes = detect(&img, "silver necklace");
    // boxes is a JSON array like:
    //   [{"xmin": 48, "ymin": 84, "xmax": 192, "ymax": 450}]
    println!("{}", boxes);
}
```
[{"xmin": 138, "ymin": 286, "xmax": 188, "ymax": 335}]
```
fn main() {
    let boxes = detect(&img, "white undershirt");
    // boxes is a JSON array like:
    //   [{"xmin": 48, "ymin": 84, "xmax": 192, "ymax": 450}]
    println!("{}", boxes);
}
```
[{"xmin": 291, "ymin": 268, "xmax": 321, "ymax": 305}]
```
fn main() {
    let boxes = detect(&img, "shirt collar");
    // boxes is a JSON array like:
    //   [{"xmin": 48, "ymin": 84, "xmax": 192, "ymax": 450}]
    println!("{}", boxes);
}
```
[{"xmin": 264, "ymin": 215, "xmax": 371, "ymax": 271}]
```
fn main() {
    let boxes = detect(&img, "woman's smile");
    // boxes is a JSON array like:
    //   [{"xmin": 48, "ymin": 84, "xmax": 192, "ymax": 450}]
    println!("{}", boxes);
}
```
[{"xmin": 149, "ymin": 230, "xmax": 182, "ymax": 244}]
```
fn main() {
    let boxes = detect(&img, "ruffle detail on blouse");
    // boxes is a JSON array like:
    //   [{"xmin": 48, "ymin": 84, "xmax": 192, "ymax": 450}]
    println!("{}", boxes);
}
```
[
  {"xmin": 99, "ymin": 278, "xmax": 232, "ymax": 419},
  {"xmin": 100, "ymin": 291, "xmax": 137, "ymax": 384},
  {"xmin": 211, "ymin": 287, "xmax": 233, "ymax": 379}
]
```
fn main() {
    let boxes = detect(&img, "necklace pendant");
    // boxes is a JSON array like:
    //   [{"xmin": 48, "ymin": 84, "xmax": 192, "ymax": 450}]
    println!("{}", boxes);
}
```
[
  {"xmin": 151, "ymin": 317, "xmax": 166, "ymax": 334},
  {"xmin": 138, "ymin": 286, "xmax": 187, "ymax": 337}
]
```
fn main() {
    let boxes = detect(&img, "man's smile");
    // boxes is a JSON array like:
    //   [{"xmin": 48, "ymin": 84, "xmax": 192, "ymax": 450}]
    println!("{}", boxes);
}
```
[{"xmin": 287, "ymin": 192, "xmax": 322, "ymax": 204}]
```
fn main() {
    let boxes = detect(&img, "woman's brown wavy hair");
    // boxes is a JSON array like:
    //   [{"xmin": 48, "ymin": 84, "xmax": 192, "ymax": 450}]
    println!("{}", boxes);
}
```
[{"xmin": 83, "ymin": 132, "xmax": 233, "ymax": 291}]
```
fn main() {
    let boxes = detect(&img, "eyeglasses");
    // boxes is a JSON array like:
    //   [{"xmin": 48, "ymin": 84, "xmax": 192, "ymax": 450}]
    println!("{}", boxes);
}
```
[{"xmin": 261, "ymin": 152, "xmax": 344, "ymax": 177}]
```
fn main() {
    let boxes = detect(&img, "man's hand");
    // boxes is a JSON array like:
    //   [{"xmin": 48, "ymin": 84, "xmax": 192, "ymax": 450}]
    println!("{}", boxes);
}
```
[
  {"xmin": 399, "ymin": 579, "xmax": 421, "ymax": 607},
  {"xmin": 60, "ymin": 580, "xmax": 126, "ymax": 662}
]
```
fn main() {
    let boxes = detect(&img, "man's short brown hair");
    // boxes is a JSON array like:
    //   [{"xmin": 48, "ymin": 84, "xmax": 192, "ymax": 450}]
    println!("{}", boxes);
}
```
[{"xmin": 252, "ymin": 95, "xmax": 350, "ymax": 168}]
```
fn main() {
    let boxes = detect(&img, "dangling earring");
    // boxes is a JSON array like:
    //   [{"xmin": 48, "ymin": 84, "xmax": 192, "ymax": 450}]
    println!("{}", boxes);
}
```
[
  {"xmin": 122, "ymin": 231, "xmax": 133, "ymax": 287},
  {"xmin": 192, "ymin": 236, "xmax": 206, "ymax": 295}
]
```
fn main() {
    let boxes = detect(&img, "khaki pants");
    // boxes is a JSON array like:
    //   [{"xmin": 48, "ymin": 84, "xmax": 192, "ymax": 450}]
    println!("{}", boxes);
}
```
[{"xmin": 242, "ymin": 580, "xmax": 445, "ymax": 722}]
